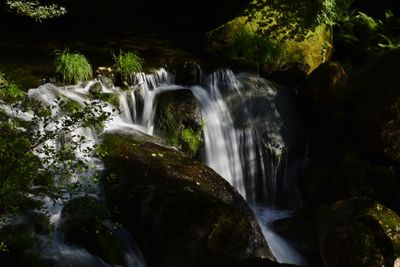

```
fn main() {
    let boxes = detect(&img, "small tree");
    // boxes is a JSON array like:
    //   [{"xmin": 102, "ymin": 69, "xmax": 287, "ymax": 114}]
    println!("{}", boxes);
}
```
[
  {"xmin": 0, "ymin": 75, "xmax": 111, "ymax": 212},
  {"xmin": 4, "ymin": 0, "xmax": 66, "ymax": 21}
]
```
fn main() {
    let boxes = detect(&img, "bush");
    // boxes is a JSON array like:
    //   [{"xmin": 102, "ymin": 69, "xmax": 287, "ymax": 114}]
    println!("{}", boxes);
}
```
[
  {"xmin": 113, "ymin": 51, "xmax": 143, "ymax": 84},
  {"xmin": 55, "ymin": 50, "xmax": 93, "ymax": 85}
]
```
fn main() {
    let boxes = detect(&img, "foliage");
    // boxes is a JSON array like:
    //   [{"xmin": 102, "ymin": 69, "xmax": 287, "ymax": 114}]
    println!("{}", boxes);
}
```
[
  {"xmin": 55, "ymin": 50, "xmax": 93, "ymax": 85},
  {"xmin": 335, "ymin": 10, "xmax": 400, "ymax": 56},
  {"xmin": 5, "ymin": 0, "xmax": 66, "ymax": 21},
  {"xmin": 180, "ymin": 128, "xmax": 201, "ymax": 156},
  {"xmin": 0, "ymin": 94, "xmax": 111, "ymax": 213},
  {"xmin": 0, "ymin": 72, "xmax": 26, "ymax": 104},
  {"xmin": 113, "ymin": 51, "xmax": 143, "ymax": 85},
  {"xmin": 228, "ymin": 27, "xmax": 285, "ymax": 73},
  {"xmin": 243, "ymin": 0, "xmax": 354, "ymax": 40}
]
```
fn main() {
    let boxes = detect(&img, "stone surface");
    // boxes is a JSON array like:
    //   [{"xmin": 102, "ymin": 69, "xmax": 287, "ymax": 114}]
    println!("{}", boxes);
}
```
[{"xmin": 100, "ymin": 133, "xmax": 274, "ymax": 267}]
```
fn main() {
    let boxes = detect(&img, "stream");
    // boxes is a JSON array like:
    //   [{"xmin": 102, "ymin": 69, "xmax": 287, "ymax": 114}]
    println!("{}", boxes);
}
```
[{"xmin": 13, "ymin": 66, "xmax": 309, "ymax": 266}]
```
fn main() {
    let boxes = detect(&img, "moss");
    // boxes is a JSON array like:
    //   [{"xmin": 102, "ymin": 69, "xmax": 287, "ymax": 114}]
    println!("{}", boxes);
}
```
[
  {"xmin": 154, "ymin": 90, "xmax": 204, "ymax": 158},
  {"xmin": 181, "ymin": 128, "xmax": 202, "ymax": 156},
  {"xmin": 207, "ymin": 1, "xmax": 333, "ymax": 72},
  {"xmin": 99, "ymin": 93, "xmax": 120, "ymax": 108},
  {"xmin": 99, "ymin": 133, "xmax": 272, "ymax": 266},
  {"xmin": 61, "ymin": 99, "xmax": 81, "ymax": 113}
]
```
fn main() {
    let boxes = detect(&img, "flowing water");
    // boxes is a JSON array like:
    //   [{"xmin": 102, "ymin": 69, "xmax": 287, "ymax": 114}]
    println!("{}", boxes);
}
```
[{"xmin": 3, "ymin": 67, "xmax": 308, "ymax": 266}]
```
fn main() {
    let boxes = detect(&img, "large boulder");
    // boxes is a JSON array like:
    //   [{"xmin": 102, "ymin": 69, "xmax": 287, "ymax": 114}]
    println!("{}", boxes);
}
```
[
  {"xmin": 206, "ymin": 1, "xmax": 333, "ymax": 73},
  {"xmin": 318, "ymin": 198, "xmax": 400, "ymax": 267},
  {"xmin": 351, "ymin": 49, "xmax": 400, "ymax": 163},
  {"xmin": 100, "ymin": 133, "xmax": 274, "ymax": 267},
  {"xmin": 154, "ymin": 89, "xmax": 204, "ymax": 158}
]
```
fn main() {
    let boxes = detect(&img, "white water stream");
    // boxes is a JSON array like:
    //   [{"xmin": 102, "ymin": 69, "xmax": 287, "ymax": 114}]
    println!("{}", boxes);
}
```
[{"xmin": 3, "ymin": 67, "xmax": 307, "ymax": 266}]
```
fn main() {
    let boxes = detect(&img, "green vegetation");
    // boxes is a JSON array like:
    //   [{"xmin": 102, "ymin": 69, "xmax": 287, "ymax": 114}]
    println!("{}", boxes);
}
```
[
  {"xmin": 4, "ymin": 0, "xmax": 66, "ymax": 21},
  {"xmin": 113, "ymin": 51, "xmax": 143, "ymax": 85},
  {"xmin": 0, "ymin": 76, "xmax": 111, "ymax": 213},
  {"xmin": 0, "ymin": 73, "xmax": 25, "ymax": 103},
  {"xmin": 335, "ymin": 10, "xmax": 400, "ymax": 56},
  {"xmin": 181, "ymin": 128, "xmax": 202, "ymax": 156},
  {"xmin": 55, "ymin": 50, "xmax": 93, "ymax": 85},
  {"xmin": 228, "ymin": 27, "xmax": 285, "ymax": 73}
]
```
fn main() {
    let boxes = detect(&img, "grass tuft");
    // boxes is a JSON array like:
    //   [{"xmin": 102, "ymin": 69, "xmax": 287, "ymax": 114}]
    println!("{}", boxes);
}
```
[
  {"xmin": 113, "ymin": 51, "xmax": 143, "ymax": 85},
  {"xmin": 55, "ymin": 50, "xmax": 93, "ymax": 85}
]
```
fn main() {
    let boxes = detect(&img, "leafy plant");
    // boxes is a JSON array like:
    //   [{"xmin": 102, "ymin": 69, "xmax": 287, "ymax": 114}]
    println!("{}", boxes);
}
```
[
  {"xmin": 55, "ymin": 50, "xmax": 93, "ymax": 85},
  {"xmin": 113, "ymin": 51, "xmax": 143, "ymax": 85},
  {"xmin": 0, "ymin": 94, "xmax": 111, "ymax": 213},
  {"xmin": 5, "ymin": 0, "xmax": 66, "ymax": 21}
]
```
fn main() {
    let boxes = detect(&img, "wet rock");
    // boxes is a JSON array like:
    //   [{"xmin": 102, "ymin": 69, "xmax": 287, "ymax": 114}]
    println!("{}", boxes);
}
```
[
  {"xmin": 302, "ymin": 61, "xmax": 349, "ymax": 109},
  {"xmin": 100, "ymin": 133, "xmax": 274, "ymax": 267},
  {"xmin": 351, "ymin": 49, "xmax": 400, "ymax": 163},
  {"xmin": 98, "ymin": 75, "xmax": 115, "ymax": 89},
  {"xmin": 88, "ymin": 81, "xmax": 102, "ymax": 96},
  {"xmin": 267, "ymin": 62, "xmax": 310, "ymax": 88},
  {"xmin": 154, "ymin": 89, "xmax": 204, "ymax": 158},
  {"xmin": 174, "ymin": 61, "xmax": 202, "ymax": 86},
  {"xmin": 60, "ymin": 196, "xmax": 125, "ymax": 265},
  {"xmin": 318, "ymin": 197, "xmax": 400, "ymax": 267},
  {"xmin": 270, "ymin": 207, "xmax": 320, "ymax": 264}
]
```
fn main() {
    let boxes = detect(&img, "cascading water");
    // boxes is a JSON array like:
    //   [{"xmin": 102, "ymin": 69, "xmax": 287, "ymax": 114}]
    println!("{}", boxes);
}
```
[{"xmin": 5, "ymin": 67, "xmax": 308, "ymax": 266}]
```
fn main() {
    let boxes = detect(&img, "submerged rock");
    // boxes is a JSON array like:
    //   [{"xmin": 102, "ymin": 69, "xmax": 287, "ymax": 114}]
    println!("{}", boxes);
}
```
[
  {"xmin": 154, "ymin": 89, "xmax": 204, "ymax": 158},
  {"xmin": 100, "ymin": 133, "xmax": 274, "ymax": 267},
  {"xmin": 318, "ymin": 197, "xmax": 400, "ymax": 267}
]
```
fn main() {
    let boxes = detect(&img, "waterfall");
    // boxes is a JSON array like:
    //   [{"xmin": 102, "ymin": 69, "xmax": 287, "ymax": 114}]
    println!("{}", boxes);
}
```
[{"xmin": 6, "ymin": 67, "xmax": 307, "ymax": 266}]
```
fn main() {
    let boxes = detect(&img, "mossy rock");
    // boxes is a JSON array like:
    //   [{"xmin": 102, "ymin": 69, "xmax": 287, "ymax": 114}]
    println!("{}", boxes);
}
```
[
  {"xmin": 154, "ymin": 89, "xmax": 204, "ymax": 158},
  {"xmin": 60, "ymin": 196, "xmax": 125, "ymax": 265},
  {"xmin": 99, "ymin": 133, "xmax": 274, "ymax": 267},
  {"xmin": 318, "ymin": 197, "xmax": 400, "ymax": 267},
  {"xmin": 351, "ymin": 49, "xmax": 400, "ymax": 163},
  {"xmin": 206, "ymin": 1, "xmax": 333, "ymax": 73}
]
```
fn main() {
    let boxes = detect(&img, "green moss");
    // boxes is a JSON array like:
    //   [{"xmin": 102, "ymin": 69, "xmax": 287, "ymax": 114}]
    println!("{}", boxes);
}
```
[
  {"xmin": 207, "ymin": 1, "xmax": 334, "ymax": 72},
  {"xmin": 181, "ymin": 128, "xmax": 202, "ymax": 156},
  {"xmin": 99, "ymin": 93, "xmax": 120, "ymax": 108},
  {"xmin": 61, "ymin": 99, "xmax": 81, "ymax": 113}
]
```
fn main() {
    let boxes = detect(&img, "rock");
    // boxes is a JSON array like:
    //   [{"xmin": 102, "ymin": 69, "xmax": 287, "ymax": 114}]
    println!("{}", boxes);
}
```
[
  {"xmin": 174, "ymin": 61, "xmax": 202, "ymax": 86},
  {"xmin": 267, "ymin": 62, "xmax": 310, "ymax": 88},
  {"xmin": 303, "ymin": 61, "xmax": 349, "ymax": 109},
  {"xmin": 270, "ymin": 207, "xmax": 320, "ymax": 264},
  {"xmin": 100, "ymin": 134, "xmax": 274, "ymax": 267},
  {"xmin": 300, "ymin": 144, "xmax": 400, "ymax": 210},
  {"xmin": 318, "ymin": 197, "xmax": 400, "ymax": 267},
  {"xmin": 351, "ymin": 49, "xmax": 400, "ymax": 163},
  {"xmin": 222, "ymin": 73, "xmax": 304, "ymax": 206},
  {"xmin": 98, "ymin": 75, "xmax": 115, "ymax": 89},
  {"xmin": 206, "ymin": 1, "xmax": 333, "ymax": 72},
  {"xmin": 154, "ymin": 89, "xmax": 204, "ymax": 158},
  {"xmin": 88, "ymin": 81, "xmax": 103, "ymax": 96},
  {"xmin": 60, "ymin": 196, "xmax": 125, "ymax": 265}
]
